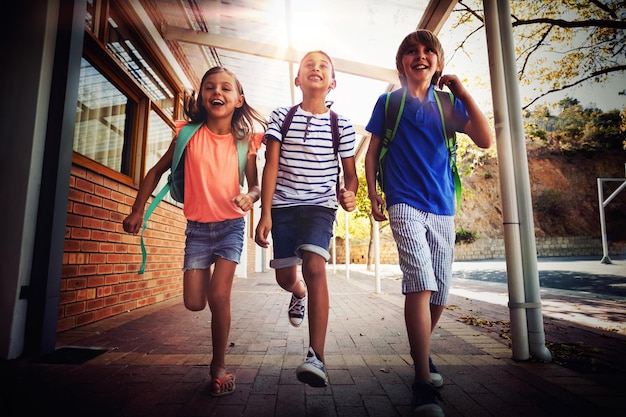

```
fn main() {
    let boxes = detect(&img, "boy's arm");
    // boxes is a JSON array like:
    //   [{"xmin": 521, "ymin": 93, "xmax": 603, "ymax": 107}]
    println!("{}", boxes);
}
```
[
  {"xmin": 364, "ymin": 133, "xmax": 387, "ymax": 222},
  {"xmin": 439, "ymin": 75, "xmax": 493, "ymax": 149},
  {"xmin": 123, "ymin": 138, "xmax": 175, "ymax": 234},
  {"xmin": 338, "ymin": 156, "xmax": 358, "ymax": 212},
  {"xmin": 254, "ymin": 137, "xmax": 280, "ymax": 248}
]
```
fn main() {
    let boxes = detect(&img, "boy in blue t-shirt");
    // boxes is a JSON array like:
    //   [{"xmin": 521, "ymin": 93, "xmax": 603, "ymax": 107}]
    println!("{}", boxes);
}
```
[{"xmin": 364, "ymin": 30, "xmax": 492, "ymax": 416}]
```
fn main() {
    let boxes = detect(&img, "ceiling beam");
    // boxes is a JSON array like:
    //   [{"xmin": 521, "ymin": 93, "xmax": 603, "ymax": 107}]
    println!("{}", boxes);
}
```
[
  {"xmin": 161, "ymin": 24, "xmax": 398, "ymax": 84},
  {"xmin": 418, "ymin": 0, "xmax": 458, "ymax": 34}
]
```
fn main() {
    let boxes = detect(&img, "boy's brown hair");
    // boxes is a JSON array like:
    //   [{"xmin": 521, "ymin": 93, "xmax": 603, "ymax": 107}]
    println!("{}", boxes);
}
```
[{"xmin": 395, "ymin": 30, "xmax": 444, "ymax": 87}]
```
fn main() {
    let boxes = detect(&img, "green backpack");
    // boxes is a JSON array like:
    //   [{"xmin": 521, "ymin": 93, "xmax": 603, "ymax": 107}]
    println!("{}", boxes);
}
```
[
  {"xmin": 377, "ymin": 87, "xmax": 462, "ymax": 210},
  {"xmin": 138, "ymin": 123, "xmax": 248, "ymax": 274}
]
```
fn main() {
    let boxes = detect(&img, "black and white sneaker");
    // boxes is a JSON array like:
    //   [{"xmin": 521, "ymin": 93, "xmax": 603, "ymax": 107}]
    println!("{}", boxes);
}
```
[
  {"xmin": 411, "ymin": 381, "xmax": 444, "ymax": 416},
  {"xmin": 288, "ymin": 293, "xmax": 306, "ymax": 327},
  {"xmin": 296, "ymin": 347, "xmax": 328, "ymax": 387}
]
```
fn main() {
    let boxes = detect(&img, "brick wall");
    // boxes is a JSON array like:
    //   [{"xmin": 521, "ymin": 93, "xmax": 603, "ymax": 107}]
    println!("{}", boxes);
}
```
[
  {"xmin": 332, "ymin": 236, "xmax": 626, "ymax": 264},
  {"xmin": 60, "ymin": 165, "xmax": 256, "ymax": 333}
]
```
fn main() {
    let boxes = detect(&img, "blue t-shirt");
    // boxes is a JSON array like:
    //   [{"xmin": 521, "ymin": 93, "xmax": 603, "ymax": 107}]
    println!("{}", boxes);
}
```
[{"xmin": 365, "ymin": 85, "xmax": 469, "ymax": 216}]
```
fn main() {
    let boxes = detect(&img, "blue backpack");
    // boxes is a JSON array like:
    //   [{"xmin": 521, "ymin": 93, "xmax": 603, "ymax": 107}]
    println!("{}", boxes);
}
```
[{"xmin": 138, "ymin": 123, "xmax": 248, "ymax": 274}]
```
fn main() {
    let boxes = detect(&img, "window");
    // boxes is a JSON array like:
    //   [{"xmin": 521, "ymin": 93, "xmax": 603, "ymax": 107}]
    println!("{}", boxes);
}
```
[
  {"xmin": 75, "ymin": 1, "xmax": 180, "ymax": 185},
  {"xmin": 146, "ymin": 110, "xmax": 177, "ymax": 204},
  {"xmin": 74, "ymin": 57, "xmax": 135, "ymax": 174}
]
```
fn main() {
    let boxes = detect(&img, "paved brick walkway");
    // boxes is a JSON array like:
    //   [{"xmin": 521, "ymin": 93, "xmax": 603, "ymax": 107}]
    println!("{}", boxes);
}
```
[{"xmin": 1, "ymin": 259, "xmax": 625, "ymax": 417}]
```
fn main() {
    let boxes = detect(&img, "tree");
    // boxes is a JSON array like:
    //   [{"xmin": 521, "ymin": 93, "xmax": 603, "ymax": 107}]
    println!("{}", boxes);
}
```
[{"xmin": 450, "ymin": 0, "xmax": 625, "ymax": 110}]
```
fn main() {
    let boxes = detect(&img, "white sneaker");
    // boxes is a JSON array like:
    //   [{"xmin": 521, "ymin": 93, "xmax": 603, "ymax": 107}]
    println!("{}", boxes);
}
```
[
  {"xmin": 288, "ymin": 293, "xmax": 306, "ymax": 327},
  {"xmin": 296, "ymin": 347, "xmax": 328, "ymax": 387},
  {"xmin": 429, "ymin": 356, "xmax": 443, "ymax": 388}
]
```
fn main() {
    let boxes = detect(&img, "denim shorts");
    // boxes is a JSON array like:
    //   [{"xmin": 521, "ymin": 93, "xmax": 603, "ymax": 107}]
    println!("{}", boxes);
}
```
[
  {"xmin": 183, "ymin": 217, "xmax": 245, "ymax": 270},
  {"xmin": 270, "ymin": 205, "xmax": 336, "ymax": 269},
  {"xmin": 388, "ymin": 203, "xmax": 454, "ymax": 305}
]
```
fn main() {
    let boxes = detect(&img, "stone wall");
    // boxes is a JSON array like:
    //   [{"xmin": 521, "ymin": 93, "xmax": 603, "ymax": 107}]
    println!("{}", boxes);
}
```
[{"xmin": 331, "ymin": 236, "xmax": 626, "ymax": 264}]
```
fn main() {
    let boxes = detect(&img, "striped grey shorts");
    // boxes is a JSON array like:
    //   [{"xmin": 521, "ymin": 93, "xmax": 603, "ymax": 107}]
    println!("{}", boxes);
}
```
[{"xmin": 388, "ymin": 203, "xmax": 455, "ymax": 305}]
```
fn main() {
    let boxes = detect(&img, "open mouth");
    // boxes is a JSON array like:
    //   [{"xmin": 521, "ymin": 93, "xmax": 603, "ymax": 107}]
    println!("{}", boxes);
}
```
[{"xmin": 211, "ymin": 99, "xmax": 224, "ymax": 106}]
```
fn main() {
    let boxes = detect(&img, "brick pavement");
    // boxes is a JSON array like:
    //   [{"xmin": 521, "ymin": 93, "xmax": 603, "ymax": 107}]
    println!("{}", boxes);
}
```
[{"xmin": 1, "ymin": 264, "xmax": 625, "ymax": 417}]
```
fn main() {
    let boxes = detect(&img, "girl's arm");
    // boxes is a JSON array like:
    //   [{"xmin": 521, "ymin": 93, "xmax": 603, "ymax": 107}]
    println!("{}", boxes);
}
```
[
  {"xmin": 232, "ymin": 150, "xmax": 260, "ymax": 212},
  {"xmin": 254, "ymin": 138, "xmax": 280, "ymax": 248},
  {"xmin": 439, "ymin": 74, "xmax": 493, "ymax": 149},
  {"xmin": 123, "ymin": 137, "xmax": 175, "ymax": 234}
]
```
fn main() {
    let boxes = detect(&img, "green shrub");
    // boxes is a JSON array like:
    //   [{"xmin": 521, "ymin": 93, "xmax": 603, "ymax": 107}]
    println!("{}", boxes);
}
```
[{"xmin": 455, "ymin": 227, "xmax": 478, "ymax": 244}]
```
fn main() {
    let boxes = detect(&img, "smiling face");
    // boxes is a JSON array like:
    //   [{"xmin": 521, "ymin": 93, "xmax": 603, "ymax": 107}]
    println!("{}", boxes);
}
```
[
  {"xmin": 295, "ymin": 51, "xmax": 336, "ymax": 94},
  {"xmin": 395, "ymin": 30, "xmax": 444, "ymax": 87},
  {"xmin": 199, "ymin": 68, "xmax": 244, "ymax": 119}
]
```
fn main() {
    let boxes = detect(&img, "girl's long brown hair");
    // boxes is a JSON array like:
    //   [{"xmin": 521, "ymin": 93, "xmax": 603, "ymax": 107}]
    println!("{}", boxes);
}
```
[{"xmin": 184, "ymin": 66, "xmax": 267, "ymax": 139}]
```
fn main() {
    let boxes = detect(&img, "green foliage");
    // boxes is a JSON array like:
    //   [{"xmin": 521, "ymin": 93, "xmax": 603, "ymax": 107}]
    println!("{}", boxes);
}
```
[
  {"xmin": 453, "ymin": 0, "xmax": 626, "ymax": 109},
  {"xmin": 335, "ymin": 160, "xmax": 380, "ymax": 240},
  {"xmin": 524, "ymin": 100, "xmax": 626, "ymax": 152},
  {"xmin": 455, "ymin": 226, "xmax": 478, "ymax": 244},
  {"xmin": 533, "ymin": 189, "xmax": 566, "ymax": 218}
]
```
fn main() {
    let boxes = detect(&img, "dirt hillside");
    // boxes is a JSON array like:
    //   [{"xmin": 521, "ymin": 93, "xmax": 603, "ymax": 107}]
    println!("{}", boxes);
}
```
[{"xmin": 456, "ymin": 147, "xmax": 626, "ymax": 241}]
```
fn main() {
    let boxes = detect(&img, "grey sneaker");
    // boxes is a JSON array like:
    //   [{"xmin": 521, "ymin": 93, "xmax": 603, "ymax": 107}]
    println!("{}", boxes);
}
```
[
  {"xmin": 411, "ymin": 381, "xmax": 444, "ymax": 416},
  {"xmin": 288, "ymin": 293, "xmax": 306, "ymax": 327},
  {"xmin": 429, "ymin": 355, "xmax": 443, "ymax": 388},
  {"xmin": 296, "ymin": 347, "xmax": 328, "ymax": 387}
]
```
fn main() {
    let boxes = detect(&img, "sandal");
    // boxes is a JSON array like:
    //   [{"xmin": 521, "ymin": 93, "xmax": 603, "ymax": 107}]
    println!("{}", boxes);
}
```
[{"xmin": 210, "ymin": 373, "xmax": 236, "ymax": 397}]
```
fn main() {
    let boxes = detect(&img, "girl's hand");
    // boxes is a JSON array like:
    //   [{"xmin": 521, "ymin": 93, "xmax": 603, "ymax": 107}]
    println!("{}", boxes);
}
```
[
  {"xmin": 123, "ymin": 212, "xmax": 143, "ymax": 235},
  {"xmin": 339, "ymin": 188, "xmax": 356, "ymax": 212},
  {"xmin": 232, "ymin": 193, "xmax": 254, "ymax": 212},
  {"xmin": 369, "ymin": 193, "xmax": 387, "ymax": 222}
]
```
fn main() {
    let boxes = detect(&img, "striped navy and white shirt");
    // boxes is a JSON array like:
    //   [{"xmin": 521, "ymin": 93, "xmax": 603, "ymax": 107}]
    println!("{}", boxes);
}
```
[{"xmin": 265, "ymin": 105, "xmax": 356, "ymax": 209}]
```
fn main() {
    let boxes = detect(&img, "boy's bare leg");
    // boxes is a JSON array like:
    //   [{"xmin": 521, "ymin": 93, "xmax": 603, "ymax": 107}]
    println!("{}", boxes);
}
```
[
  {"xmin": 405, "ymin": 291, "xmax": 433, "ymax": 383},
  {"xmin": 430, "ymin": 304, "xmax": 445, "ymax": 332},
  {"xmin": 276, "ymin": 265, "xmax": 306, "ymax": 297},
  {"xmin": 301, "ymin": 252, "xmax": 329, "ymax": 361}
]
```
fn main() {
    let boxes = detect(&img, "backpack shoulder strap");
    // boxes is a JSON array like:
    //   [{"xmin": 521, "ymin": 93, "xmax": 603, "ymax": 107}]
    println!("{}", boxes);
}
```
[
  {"xmin": 138, "ymin": 122, "xmax": 202, "ymax": 274},
  {"xmin": 235, "ymin": 138, "xmax": 248, "ymax": 188},
  {"xmin": 330, "ymin": 110, "xmax": 339, "ymax": 155},
  {"xmin": 433, "ymin": 89, "xmax": 454, "ymax": 147},
  {"xmin": 280, "ymin": 105, "xmax": 300, "ymax": 139},
  {"xmin": 433, "ymin": 89, "xmax": 462, "ymax": 211},
  {"xmin": 383, "ymin": 88, "xmax": 406, "ymax": 147}
]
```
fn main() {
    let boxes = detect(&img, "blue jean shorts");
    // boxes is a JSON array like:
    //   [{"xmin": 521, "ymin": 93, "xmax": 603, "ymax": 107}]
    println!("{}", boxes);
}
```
[
  {"xmin": 270, "ymin": 205, "xmax": 336, "ymax": 269},
  {"xmin": 183, "ymin": 217, "xmax": 245, "ymax": 270}
]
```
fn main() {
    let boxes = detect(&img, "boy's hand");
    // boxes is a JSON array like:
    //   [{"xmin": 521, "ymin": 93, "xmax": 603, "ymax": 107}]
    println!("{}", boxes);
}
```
[
  {"xmin": 438, "ymin": 74, "xmax": 467, "ymax": 99},
  {"xmin": 254, "ymin": 216, "xmax": 272, "ymax": 248},
  {"xmin": 123, "ymin": 212, "xmax": 143, "ymax": 235},
  {"xmin": 232, "ymin": 193, "xmax": 254, "ymax": 212},
  {"xmin": 338, "ymin": 187, "xmax": 356, "ymax": 212},
  {"xmin": 369, "ymin": 193, "xmax": 387, "ymax": 222}
]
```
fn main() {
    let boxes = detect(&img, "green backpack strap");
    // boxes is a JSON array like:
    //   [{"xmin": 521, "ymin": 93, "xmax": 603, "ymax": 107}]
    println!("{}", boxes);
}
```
[
  {"xmin": 235, "ymin": 138, "xmax": 248, "ymax": 188},
  {"xmin": 433, "ymin": 89, "xmax": 462, "ymax": 211},
  {"xmin": 378, "ymin": 88, "xmax": 406, "ymax": 190},
  {"xmin": 138, "ymin": 123, "xmax": 202, "ymax": 274}
]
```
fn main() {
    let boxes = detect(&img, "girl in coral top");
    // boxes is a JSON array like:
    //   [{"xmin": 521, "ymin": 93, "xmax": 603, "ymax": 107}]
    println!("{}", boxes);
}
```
[{"xmin": 123, "ymin": 66, "xmax": 266, "ymax": 397}]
